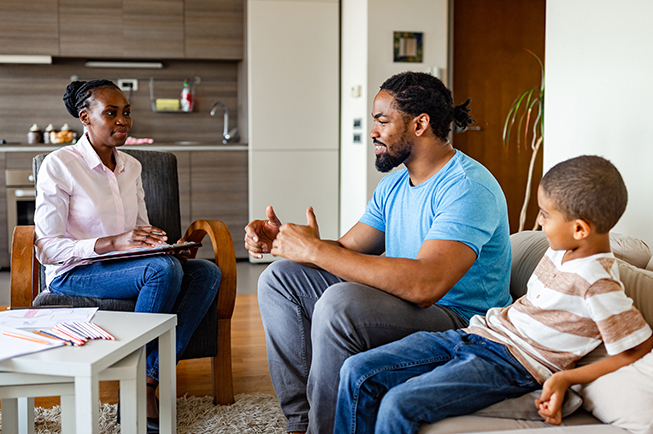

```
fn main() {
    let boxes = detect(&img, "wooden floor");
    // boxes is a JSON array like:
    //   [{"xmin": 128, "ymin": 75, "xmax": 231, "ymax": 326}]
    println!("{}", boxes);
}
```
[{"xmin": 1, "ymin": 294, "xmax": 275, "ymax": 409}]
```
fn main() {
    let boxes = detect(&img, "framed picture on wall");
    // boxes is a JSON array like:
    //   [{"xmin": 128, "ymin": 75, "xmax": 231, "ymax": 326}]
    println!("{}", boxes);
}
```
[{"xmin": 393, "ymin": 31, "xmax": 423, "ymax": 63}]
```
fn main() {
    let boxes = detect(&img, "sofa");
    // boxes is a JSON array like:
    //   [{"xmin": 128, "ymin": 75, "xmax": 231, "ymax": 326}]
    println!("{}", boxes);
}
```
[{"xmin": 419, "ymin": 230, "xmax": 653, "ymax": 434}]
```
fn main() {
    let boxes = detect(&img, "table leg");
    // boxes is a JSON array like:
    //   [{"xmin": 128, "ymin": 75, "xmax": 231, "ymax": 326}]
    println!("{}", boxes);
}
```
[
  {"xmin": 118, "ymin": 347, "xmax": 147, "ymax": 434},
  {"xmin": 60, "ymin": 395, "xmax": 76, "ymax": 434},
  {"xmin": 1, "ymin": 398, "xmax": 19, "ymax": 434},
  {"xmin": 74, "ymin": 375, "xmax": 99, "ymax": 434},
  {"xmin": 158, "ymin": 327, "xmax": 176, "ymax": 434},
  {"xmin": 137, "ymin": 346, "xmax": 147, "ymax": 434},
  {"xmin": 17, "ymin": 397, "xmax": 34, "ymax": 434}
]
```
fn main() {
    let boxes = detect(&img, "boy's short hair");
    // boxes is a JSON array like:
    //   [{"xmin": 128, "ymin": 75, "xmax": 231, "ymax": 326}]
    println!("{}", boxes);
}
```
[{"xmin": 540, "ymin": 155, "xmax": 627, "ymax": 233}]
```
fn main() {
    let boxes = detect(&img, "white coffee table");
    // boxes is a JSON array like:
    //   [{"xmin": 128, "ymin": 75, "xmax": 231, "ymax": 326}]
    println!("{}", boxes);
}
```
[{"xmin": 0, "ymin": 311, "xmax": 177, "ymax": 434}]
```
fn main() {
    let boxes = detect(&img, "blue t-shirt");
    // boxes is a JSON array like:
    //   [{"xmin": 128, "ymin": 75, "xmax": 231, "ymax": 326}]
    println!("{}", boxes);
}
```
[{"xmin": 359, "ymin": 150, "xmax": 512, "ymax": 321}]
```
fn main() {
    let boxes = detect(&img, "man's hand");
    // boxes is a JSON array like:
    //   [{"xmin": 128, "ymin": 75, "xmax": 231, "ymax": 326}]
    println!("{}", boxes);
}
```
[
  {"xmin": 244, "ymin": 205, "xmax": 282, "ymax": 259},
  {"xmin": 271, "ymin": 207, "xmax": 321, "ymax": 263},
  {"xmin": 535, "ymin": 372, "xmax": 570, "ymax": 425}
]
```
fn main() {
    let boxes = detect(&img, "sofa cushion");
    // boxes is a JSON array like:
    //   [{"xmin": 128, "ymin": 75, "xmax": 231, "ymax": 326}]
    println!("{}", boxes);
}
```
[
  {"xmin": 579, "ymin": 350, "xmax": 653, "ymax": 434},
  {"xmin": 509, "ymin": 231, "xmax": 550, "ymax": 299},
  {"xmin": 618, "ymin": 260, "xmax": 653, "ymax": 325},
  {"xmin": 418, "ymin": 409, "xmax": 604, "ymax": 434},
  {"xmin": 473, "ymin": 389, "xmax": 582, "ymax": 421},
  {"xmin": 572, "ymin": 262, "xmax": 653, "ymax": 434},
  {"xmin": 610, "ymin": 233, "xmax": 652, "ymax": 270}
]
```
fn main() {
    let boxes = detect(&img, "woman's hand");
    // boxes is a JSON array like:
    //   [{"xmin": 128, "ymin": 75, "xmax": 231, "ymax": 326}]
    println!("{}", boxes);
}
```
[
  {"xmin": 172, "ymin": 238, "xmax": 191, "ymax": 264},
  {"xmin": 94, "ymin": 226, "xmax": 168, "ymax": 254}
]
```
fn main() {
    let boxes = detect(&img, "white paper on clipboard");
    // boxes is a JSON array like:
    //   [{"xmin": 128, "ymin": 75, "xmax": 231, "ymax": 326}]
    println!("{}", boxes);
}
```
[{"xmin": 81, "ymin": 241, "xmax": 201, "ymax": 264}]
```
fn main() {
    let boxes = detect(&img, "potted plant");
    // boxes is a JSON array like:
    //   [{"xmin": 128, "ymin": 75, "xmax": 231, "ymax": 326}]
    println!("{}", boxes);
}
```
[{"xmin": 503, "ymin": 49, "xmax": 544, "ymax": 232}]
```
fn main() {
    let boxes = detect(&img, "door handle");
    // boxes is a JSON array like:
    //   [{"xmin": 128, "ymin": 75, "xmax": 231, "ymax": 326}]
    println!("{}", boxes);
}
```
[{"xmin": 454, "ymin": 125, "xmax": 482, "ymax": 133}]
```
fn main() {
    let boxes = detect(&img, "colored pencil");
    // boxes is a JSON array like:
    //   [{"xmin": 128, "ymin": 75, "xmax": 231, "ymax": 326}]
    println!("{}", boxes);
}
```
[
  {"xmin": 33, "ymin": 330, "xmax": 74, "ymax": 346},
  {"xmin": 2, "ymin": 331, "xmax": 50, "ymax": 345}
]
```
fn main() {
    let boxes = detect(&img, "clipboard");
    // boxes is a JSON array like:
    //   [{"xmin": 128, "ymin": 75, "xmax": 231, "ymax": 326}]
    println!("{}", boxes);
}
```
[{"xmin": 81, "ymin": 241, "xmax": 202, "ymax": 264}]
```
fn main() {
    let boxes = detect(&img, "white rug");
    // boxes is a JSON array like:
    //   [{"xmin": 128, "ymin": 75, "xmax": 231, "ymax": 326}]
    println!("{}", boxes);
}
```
[{"xmin": 0, "ymin": 393, "xmax": 287, "ymax": 434}]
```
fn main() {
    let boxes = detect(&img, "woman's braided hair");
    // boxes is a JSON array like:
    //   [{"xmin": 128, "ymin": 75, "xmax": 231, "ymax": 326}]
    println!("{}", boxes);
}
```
[
  {"xmin": 63, "ymin": 79, "xmax": 120, "ymax": 118},
  {"xmin": 380, "ymin": 71, "xmax": 474, "ymax": 141}
]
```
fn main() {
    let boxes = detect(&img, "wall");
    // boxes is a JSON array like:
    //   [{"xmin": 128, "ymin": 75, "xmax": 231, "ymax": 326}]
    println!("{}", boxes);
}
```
[
  {"xmin": 247, "ymin": 0, "xmax": 340, "ymax": 261},
  {"xmin": 544, "ymin": 0, "xmax": 653, "ymax": 246},
  {"xmin": 0, "ymin": 58, "xmax": 239, "ymax": 144},
  {"xmin": 340, "ymin": 0, "xmax": 449, "ymax": 234}
]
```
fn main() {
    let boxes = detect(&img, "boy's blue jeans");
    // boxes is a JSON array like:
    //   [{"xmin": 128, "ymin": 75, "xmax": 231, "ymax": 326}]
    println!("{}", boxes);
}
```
[
  {"xmin": 335, "ymin": 329, "xmax": 540, "ymax": 434},
  {"xmin": 49, "ymin": 255, "xmax": 221, "ymax": 380}
]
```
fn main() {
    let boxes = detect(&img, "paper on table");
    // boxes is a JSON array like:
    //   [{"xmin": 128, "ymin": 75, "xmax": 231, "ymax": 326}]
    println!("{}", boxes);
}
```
[
  {"xmin": 0, "ymin": 307, "xmax": 98, "ymax": 329},
  {"xmin": 0, "ymin": 325, "xmax": 64, "ymax": 362}
]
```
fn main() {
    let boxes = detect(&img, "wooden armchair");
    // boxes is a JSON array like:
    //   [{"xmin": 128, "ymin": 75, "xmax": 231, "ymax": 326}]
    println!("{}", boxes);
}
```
[{"xmin": 10, "ymin": 149, "xmax": 237, "ymax": 405}]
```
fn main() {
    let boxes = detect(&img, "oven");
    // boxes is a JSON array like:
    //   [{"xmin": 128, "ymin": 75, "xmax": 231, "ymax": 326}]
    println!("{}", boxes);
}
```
[{"xmin": 6, "ymin": 169, "xmax": 36, "ymax": 254}]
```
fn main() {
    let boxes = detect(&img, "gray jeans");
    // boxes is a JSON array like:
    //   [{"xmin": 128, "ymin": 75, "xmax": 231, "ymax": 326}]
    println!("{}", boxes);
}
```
[{"xmin": 257, "ymin": 260, "xmax": 468, "ymax": 434}]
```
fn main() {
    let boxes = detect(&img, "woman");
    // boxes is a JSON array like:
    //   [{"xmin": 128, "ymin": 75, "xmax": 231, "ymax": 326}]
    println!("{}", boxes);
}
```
[{"xmin": 34, "ymin": 79, "xmax": 221, "ymax": 433}]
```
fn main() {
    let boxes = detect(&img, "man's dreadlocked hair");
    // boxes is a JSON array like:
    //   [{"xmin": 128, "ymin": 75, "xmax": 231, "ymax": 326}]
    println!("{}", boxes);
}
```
[{"xmin": 380, "ymin": 71, "xmax": 474, "ymax": 141}]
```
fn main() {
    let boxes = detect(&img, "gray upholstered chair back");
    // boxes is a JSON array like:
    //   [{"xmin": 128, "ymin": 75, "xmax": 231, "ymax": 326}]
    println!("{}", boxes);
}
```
[{"xmin": 33, "ymin": 149, "xmax": 183, "ymax": 292}]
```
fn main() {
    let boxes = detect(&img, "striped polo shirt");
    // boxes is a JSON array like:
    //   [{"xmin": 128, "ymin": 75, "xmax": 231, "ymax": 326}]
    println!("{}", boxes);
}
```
[{"xmin": 466, "ymin": 248, "xmax": 652, "ymax": 383}]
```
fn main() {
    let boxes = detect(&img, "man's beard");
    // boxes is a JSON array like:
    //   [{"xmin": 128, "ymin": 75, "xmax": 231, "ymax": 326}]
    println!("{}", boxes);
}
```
[{"xmin": 374, "ymin": 134, "xmax": 413, "ymax": 173}]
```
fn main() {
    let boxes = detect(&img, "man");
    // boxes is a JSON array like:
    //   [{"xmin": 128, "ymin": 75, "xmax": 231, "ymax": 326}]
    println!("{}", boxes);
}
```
[{"xmin": 244, "ymin": 71, "xmax": 512, "ymax": 434}]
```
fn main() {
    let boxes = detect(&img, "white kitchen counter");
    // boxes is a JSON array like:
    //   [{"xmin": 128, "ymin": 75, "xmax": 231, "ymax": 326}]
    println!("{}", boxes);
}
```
[{"xmin": 0, "ymin": 142, "xmax": 248, "ymax": 152}]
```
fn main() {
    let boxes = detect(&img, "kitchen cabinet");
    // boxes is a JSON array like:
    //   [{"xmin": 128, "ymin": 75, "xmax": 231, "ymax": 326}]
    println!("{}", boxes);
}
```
[
  {"xmin": 59, "ymin": 0, "xmax": 184, "ymax": 59},
  {"xmin": 123, "ymin": 0, "xmax": 185, "ymax": 59},
  {"xmin": 248, "ymin": 0, "xmax": 339, "ymax": 263},
  {"xmin": 185, "ymin": 0, "xmax": 244, "ymax": 60},
  {"xmin": 0, "ymin": 0, "xmax": 59, "ymax": 56},
  {"xmin": 189, "ymin": 150, "xmax": 248, "ymax": 259},
  {"xmin": 166, "ymin": 149, "xmax": 248, "ymax": 260},
  {"xmin": 57, "ymin": 0, "xmax": 242, "ymax": 60},
  {"xmin": 59, "ymin": 0, "xmax": 124, "ymax": 58}
]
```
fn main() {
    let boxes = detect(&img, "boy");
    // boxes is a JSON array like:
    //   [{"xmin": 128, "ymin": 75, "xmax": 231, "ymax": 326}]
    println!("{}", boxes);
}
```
[{"xmin": 334, "ymin": 155, "xmax": 653, "ymax": 434}]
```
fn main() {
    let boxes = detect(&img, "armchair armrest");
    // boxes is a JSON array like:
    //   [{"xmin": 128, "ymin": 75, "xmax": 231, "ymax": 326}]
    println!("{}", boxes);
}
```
[
  {"xmin": 183, "ymin": 219, "xmax": 237, "ymax": 404},
  {"xmin": 184, "ymin": 219, "xmax": 237, "ymax": 321},
  {"xmin": 10, "ymin": 225, "xmax": 39, "ymax": 308}
]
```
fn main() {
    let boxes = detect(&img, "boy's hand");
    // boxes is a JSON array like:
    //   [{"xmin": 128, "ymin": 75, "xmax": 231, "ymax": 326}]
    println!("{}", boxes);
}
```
[{"xmin": 535, "ymin": 372, "xmax": 570, "ymax": 425}]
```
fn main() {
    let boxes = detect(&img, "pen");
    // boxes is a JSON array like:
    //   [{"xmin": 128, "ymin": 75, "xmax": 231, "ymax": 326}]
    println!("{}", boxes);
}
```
[{"xmin": 2, "ymin": 331, "xmax": 51, "ymax": 345}]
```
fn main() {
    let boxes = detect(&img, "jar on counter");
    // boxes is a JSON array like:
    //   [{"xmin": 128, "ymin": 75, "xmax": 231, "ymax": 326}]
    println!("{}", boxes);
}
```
[
  {"xmin": 27, "ymin": 124, "xmax": 43, "ymax": 144},
  {"xmin": 43, "ymin": 124, "xmax": 54, "ymax": 144}
]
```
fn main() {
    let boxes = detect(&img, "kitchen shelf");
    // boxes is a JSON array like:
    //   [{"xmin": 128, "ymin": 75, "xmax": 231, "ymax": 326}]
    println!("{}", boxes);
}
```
[{"xmin": 149, "ymin": 77, "xmax": 201, "ymax": 113}]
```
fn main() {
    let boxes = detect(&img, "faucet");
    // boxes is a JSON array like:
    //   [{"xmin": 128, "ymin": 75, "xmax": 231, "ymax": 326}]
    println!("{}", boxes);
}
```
[{"xmin": 210, "ymin": 102, "xmax": 238, "ymax": 144}]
